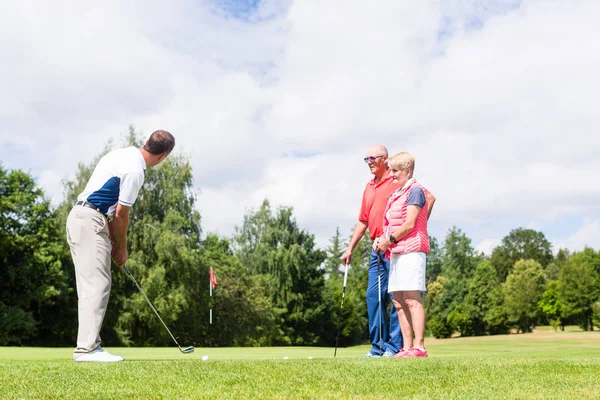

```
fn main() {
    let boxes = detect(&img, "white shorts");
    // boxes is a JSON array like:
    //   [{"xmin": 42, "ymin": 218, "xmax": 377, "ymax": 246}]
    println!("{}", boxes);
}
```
[{"xmin": 388, "ymin": 252, "xmax": 427, "ymax": 292}]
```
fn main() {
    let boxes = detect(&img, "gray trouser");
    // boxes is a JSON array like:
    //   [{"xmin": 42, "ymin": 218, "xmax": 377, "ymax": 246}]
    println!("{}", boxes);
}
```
[{"xmin": 66, "ymin": 205, "xmax": 112, "ymax": 359}]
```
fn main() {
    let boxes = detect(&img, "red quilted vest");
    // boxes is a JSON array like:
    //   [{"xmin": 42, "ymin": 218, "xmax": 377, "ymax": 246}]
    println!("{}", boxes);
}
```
[{"xmin": 383, "ymin": 178, "xmax": 430, "ymax": 255}]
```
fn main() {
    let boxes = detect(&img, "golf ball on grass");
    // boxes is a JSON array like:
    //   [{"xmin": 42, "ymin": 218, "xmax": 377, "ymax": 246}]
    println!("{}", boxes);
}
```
[
  {"xmin": 202, "ymin": 355, "xmax": 209, "ymax": 361},
  {"xmin": 283, "ymin": 356, "xmax": 289, "ymax": 360}
]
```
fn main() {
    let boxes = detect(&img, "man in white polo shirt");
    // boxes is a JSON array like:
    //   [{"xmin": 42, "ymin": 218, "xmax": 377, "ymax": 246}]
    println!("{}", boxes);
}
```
[{"xmin": 66, "ymin": 130, "xmax": 175, "ymax": 362}]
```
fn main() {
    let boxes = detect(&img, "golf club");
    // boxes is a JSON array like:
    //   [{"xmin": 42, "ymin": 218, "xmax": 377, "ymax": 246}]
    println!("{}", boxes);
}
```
[
  {"xmin": 334, "ymin": 263, "xmax": 349, "ymax": 358},
  {"xmin": 377, "ymin": 255, "xmax": 382, "ymax": 356},
  {"xmin": 123, "ymin": 266, "xmax": 194, "ymax": 354}
]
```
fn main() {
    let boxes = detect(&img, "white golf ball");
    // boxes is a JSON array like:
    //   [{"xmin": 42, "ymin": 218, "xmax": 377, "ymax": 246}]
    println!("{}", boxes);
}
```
[
  {"xmin": 283, "ymin": 356, "xmax": 289, "ymax": 360},
  {"xmin": 202, "ymin": 355, "xmax": 209, "ymax": 361},
  {"xmin": 308, "ymin": 356, "xmax": 313, "ymax": 360}
]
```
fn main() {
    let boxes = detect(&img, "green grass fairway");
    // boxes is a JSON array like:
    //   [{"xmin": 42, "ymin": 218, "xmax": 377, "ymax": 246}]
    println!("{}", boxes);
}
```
[{"xmin": 1, "ymin": 330, "xmax": 599, "ymax": 399}]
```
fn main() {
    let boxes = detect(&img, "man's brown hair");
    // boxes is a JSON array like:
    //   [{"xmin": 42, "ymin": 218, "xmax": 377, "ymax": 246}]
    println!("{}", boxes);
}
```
[{"xmin": 143, "ymin": 130, "xmax": 175, "ymax": 155}]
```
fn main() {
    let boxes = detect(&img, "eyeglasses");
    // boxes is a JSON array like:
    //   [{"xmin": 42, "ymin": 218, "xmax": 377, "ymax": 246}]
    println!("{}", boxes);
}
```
[{"xmin": 363, "ymin": 155, "xmax": 385, "ymax": 163}]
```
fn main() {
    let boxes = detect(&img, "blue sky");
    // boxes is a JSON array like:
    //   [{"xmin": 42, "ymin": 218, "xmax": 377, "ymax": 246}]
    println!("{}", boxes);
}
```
[{"xmin": 1, "ymin": 0, "xmax": 599, "ymax": 254}]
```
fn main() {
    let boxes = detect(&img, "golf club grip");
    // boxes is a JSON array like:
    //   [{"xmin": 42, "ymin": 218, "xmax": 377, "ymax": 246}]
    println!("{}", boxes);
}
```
[
  {"xmin": 343, "ymin": 264, "xmax": 349, "ymax": 287},
  {"xmin": 334, "ymin": 265, "xmax": 350, "ymax": 358}
]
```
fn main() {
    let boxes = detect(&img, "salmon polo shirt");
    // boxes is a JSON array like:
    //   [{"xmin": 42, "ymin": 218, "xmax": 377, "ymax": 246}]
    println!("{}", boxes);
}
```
[{"xmin": 359, "ymin": 172, "xmax": 398, "ymax": 240}]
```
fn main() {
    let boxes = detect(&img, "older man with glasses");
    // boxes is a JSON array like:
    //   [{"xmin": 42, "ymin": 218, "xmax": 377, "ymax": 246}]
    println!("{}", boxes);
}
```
[{"xmin": 341, "ymin": 144, "xmax": 435, "ymax": 358}]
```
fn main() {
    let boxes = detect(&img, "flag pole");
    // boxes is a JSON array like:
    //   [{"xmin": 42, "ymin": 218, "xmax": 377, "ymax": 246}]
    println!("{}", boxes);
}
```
[{"xmin": 209, "ymin": 266, "xmax": 218, "ymax": 325}]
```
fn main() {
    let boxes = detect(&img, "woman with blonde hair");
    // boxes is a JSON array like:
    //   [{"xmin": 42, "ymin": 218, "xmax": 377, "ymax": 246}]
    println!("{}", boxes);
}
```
[{"xmin": 375, "ymin": 152, "xmax": 430, "ymax": 358}]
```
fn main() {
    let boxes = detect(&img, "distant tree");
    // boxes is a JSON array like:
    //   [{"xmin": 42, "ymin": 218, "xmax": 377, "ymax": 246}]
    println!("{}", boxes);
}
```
[
  {"xmin": 426, "ymin": 227, "xmax": 480, "ymax": 337},
  {"xmin": 233, "ymin": 200, "xmax": 328, "ymax": 345},
  {"xmin": 491, "ymin": 228, "xmax": 553, "ymax": 281},
  {"xmin": 447, "ymin": 304, "xmax": 471, "ymax": 337},
  {"xmin": 0, "ymin": 165, "xmax": 74, "ymax": 345},
  {"xmin": 425, "ymin": 276, "xmax": 455, "ymax": 338},
  {"xmin": 442, "ymin": 227, "xmax": 479, "ymax": 280},
  {"xmin": 425, "ymin": 228, "xmax": 480, "ymax": 339},
  {"xmin": 484, "ymin": 301, "xmax": 511, "ymax": 335},
  {"xmin": 348, "ymin": 230, "xmax": 373, "ymax": 271},
  {"xmin": 198, "ymin": 234, "xmax": 279, "ymax": 346},
  {"xmin": 558, "ymin": 248, "xmax": 600, "ymax": 331},
  {"xmin": 462, "ymin": 260, "xmax": 508, "ymax": 336},
  {"xmin": 427, "ymin": 236, "xmax": 443, "ymax": 284},
  {"xmin": 323, "ymin": 227, "xmax": 346, "ymax": 279},
  {"xmin": 320, "ymin": 227, "xmax": 368, "ymax": 346},
  {"xmin": 545, "ymin": 249, "xmax": 569, "ymax": 282},
  {"xmin": 592, "ymin": 301, "xmax": 600, "ymax": 330},
  {"xmin": 347, "ymin": 230, "xmax": 373, "ymax": 342},
  {"xmin": 503, "ymin": 259, "xmax": 547, "ymax": 333},
  {"xmin": 538, "ymin": 280, "xmax": 563, "ymax": 331},
  {"xmin": 323, "ymin": 268, "xmax": 368, "ymax": 347}
]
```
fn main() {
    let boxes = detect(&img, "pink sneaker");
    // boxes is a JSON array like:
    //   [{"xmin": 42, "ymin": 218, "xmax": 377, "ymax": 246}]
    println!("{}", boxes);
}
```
[
  {"xmin": 391, "ymin": 349, "xmax": 409, "ymax": 358},
  {"xmin": 403, "ymin": 347, "xmax": 428, "ymax": 358}
]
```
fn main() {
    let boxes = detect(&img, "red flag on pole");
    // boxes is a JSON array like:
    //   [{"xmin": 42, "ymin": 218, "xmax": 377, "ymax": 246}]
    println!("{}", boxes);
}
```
[
  {"xmin": 210, "ymin": 267, "xmax": 218, "ymax": 289},
  {"xmin": 209, "ymin": 267, "xmax": 217, "ymax": 324}
]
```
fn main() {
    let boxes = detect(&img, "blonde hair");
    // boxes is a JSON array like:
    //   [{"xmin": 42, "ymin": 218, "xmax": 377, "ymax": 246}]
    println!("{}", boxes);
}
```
[{"xmin": 388, "ymin": 152, "xmax": 415, "ymax": 177}]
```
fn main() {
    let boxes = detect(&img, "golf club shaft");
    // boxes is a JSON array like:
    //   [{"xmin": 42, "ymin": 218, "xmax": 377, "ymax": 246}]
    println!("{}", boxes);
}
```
[
  {"xmin": 123, "ymin": 266, "xmax": 182, "ymax": 349},
  {"xmin": 377, "ymin": 256, "xmax": 382, "ymax": 356},
  {"xmin": 334, "ymin": 264, "xmax": 349, "ymax": 357}
]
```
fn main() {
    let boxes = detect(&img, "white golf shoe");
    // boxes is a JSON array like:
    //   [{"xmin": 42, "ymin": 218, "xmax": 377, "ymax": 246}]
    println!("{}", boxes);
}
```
[{"xmin": 74, "ymin": 347, "xmax": 124, "ymax": 363}]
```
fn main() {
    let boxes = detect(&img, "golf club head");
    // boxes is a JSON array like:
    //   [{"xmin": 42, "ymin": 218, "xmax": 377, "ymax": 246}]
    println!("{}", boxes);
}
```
[{"xmin": 180, "ymin": 346, "xmax": 195, "ymax": 354}]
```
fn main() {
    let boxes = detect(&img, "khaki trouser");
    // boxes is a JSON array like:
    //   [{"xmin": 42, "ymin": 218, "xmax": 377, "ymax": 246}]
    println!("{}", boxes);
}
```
[{"xmin": 66, "ymin": 205, "xmax": 112, "ymax": 359}]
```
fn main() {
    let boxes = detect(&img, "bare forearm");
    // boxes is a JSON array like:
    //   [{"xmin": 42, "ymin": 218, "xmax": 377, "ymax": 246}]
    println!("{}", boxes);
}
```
[
  {"xmin": 348, "ymin": 221, "xmax": 368, "ymax": 252},
  {"xmin": 109, "ymin": 214, "xmax": 129, "ymax": 250},
  {"xmin": 341, "ymin": 221, "xmax": 368, "ymax": 265},
  {"xmin": 390, "ymin": 222, "xmax": 415, "ymax": 242}
]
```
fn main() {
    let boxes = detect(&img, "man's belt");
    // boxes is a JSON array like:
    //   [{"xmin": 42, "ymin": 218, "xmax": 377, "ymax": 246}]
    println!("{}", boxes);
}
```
[{"xmin": 76, "ymin": 201, "xmax": 108, "ymax": 218}]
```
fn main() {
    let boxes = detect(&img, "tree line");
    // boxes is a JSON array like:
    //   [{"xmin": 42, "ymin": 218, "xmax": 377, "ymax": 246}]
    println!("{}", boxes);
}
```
[
  {"xmin": 1, "ymin": 129, "xmax": 599, "ymax": 347},
  {"xmin": 424, "ymin": 228, "xmax": 599, "ymax": 338}
]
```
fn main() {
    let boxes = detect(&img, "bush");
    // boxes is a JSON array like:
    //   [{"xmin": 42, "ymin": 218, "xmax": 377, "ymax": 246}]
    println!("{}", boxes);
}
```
[
  {"xmin": 428, "ymin": 317, "xmax": 454, "ymax": 339},
  {"xmin": 591, "ymin": 301, "xmax": 600, "ymax": 330}
]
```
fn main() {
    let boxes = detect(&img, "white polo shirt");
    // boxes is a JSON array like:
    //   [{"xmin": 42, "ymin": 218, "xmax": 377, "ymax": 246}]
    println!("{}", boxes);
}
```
[{"xmin": 77, "ymin": 146, "xmax": 146, "ymax": 216}]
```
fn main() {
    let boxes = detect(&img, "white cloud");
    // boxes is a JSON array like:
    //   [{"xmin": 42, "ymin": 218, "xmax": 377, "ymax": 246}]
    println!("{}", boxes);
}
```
[
  {"xmin": 1, "ymin": 0, "xmax": 599, "ymax": 253},
  {"xmin": 475, "ymin": 238, "xmax": 502, "ymax": 256},
  {"xmin": 552, "ymin": 219, "xmax": 600, "ymax": 254}
]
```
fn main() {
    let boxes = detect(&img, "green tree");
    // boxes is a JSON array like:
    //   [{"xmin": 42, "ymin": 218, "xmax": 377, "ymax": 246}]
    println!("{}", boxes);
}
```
[
  {"xmin": 491, "ymin": 228, "xmax": 553, "ymax": 281},
  {"xmin": 538, "ymin": 280, "xmax": 563, "ymax": 331},
  {"xmin": 233, "ymin": 200, "xmax": 328, "ymax": 345},
  {"xmin": 321, "ymin": 228, "xmax": 370, "ymax": 347},
  {"xmin": 442, "ymin": 227, "xmax": 479, "ymax": 280},
  {"xmin": 427, "ymin": 227, "xmax": 480, "ymax": 338},
  {"xmin": 425, "ymin": 276, "xmax": 455, "ymax": 338},
  {"xmin": 592, "ymin": 301, "xmax": 600, "ymax": 330},
  {"xmin": 347, "ymin": 231, "xmax": 373, "ymax": 343},
  {"xmin": 461, "ymin": 260, "xmax": 508, "ymax": 336},
  {"xmin": 503, "ymin": 259, "xmax": 547, "ymax": 333},
  {"xmin": 198, "ymin": 234, "xmax": 279, "ymax": 346},
  {"xmin": 0, "ymin": 165, "xmax": 75, "ymax": 345},
  {"xmin": 323, "ymin": 227, "xmax": 346, "ymax": 279},
  {"xmin": 349, "ymin": 230, "xmax": 373, "ymax": 272},
  {"xmin": 545, "ymin": 249, "xmax": 569, "ymax": 282},
  {"xmin": 558, "ymin": 248, "xmax": 600, "ymax": 331},
  {"xmin": 427, "ymin": 236, "xmax": 443, "ymax": 284},
  {"xmin": 323, "ymin": 266, "xmax": 368, "ymax": 347}
]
